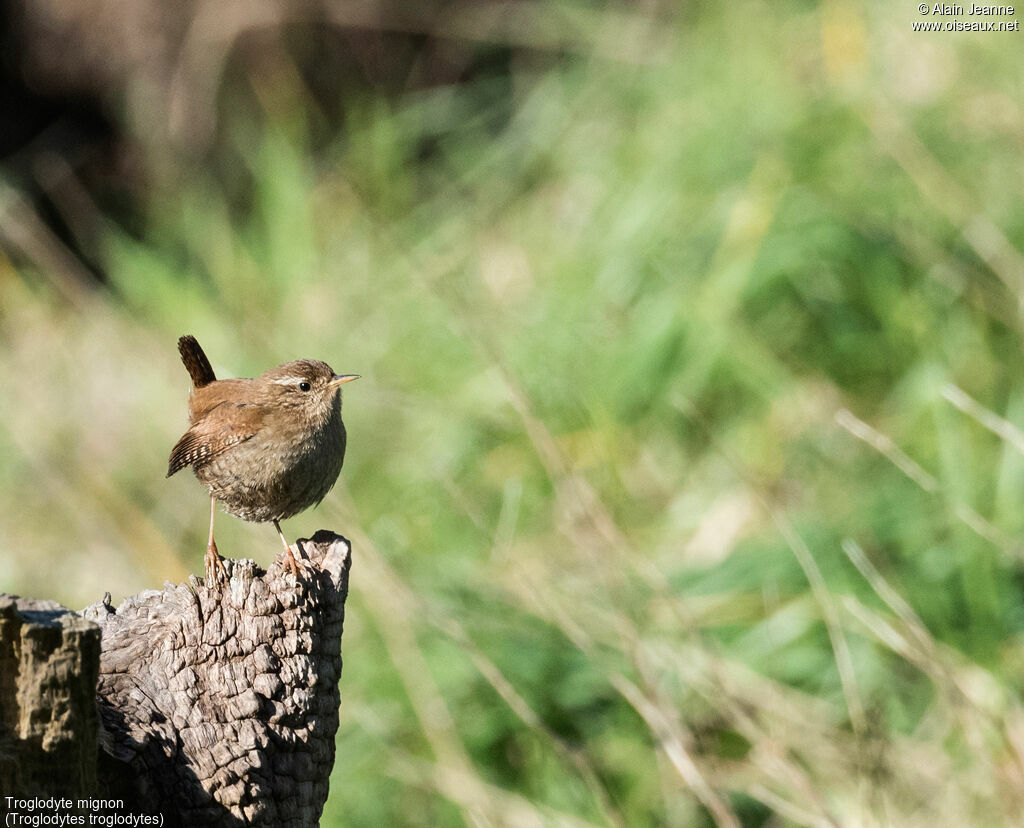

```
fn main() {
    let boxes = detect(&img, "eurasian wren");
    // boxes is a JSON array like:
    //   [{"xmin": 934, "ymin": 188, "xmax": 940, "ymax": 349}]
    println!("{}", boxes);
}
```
[{"xmin": 167, "ymin": 335, "xmax": 359, "ymax": 581}]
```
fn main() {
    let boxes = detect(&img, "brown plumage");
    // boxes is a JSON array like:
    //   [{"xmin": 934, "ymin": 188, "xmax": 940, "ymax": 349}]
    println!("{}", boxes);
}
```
[
  {"xmin": 168, "ymin": 335, "xmax": 359, "ymax": 581},
  {"xmin": 177, "ymin": 334, "xmax": 216, "ymax": 388}
]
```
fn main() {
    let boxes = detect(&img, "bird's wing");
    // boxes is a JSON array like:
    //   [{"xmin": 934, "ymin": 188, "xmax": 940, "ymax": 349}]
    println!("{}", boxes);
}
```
[
  {"xmin": 167, "ymin": 401, "xmax": 263, "ymax": 477},
  {"xmin": 186, "ymin": 378, "xmax": 250, "ymax": 421}
]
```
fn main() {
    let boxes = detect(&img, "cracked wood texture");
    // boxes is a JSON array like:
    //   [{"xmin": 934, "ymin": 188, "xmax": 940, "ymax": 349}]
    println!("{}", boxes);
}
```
[
  {"xmin": 2, "ymin": 530, "xmax": 350, "ymax": 826},
  {"xmin": 0, "ymin": 595, "xmax": 101, "ymax": 799}
]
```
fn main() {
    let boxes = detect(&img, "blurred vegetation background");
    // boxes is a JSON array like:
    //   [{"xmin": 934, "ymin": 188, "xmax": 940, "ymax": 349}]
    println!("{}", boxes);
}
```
[{"xmin": 2, "ymin": 0, "xmax": 1024, "ymax": 824}]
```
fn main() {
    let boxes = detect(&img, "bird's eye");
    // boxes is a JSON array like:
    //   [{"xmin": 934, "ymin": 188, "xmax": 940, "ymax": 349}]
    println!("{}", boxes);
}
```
[{"xmin": 299, "ymin": 381, "xmax": 311, "ymax": 392}]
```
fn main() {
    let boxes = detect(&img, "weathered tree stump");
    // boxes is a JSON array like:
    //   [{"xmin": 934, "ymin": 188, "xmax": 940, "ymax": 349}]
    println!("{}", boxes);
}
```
[
  {"xmin": 0, "ymin": 596, "xmax": 101, "ymax": 800},
  {"xmin": 1, "ymin": 530, "xmax": 351, "ymax": 826}
]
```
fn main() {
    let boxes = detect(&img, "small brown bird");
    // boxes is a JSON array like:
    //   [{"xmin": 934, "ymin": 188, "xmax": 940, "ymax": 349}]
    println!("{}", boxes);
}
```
[{"xmin": 168, "ymin": 335, "xmax": 358, "ymax": 581}]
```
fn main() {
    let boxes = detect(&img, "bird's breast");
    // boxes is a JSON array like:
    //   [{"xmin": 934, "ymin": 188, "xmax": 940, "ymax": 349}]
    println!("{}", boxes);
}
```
[{"xmin": 197, "ymin": 413, "xmax": 346, "ymax": 522}]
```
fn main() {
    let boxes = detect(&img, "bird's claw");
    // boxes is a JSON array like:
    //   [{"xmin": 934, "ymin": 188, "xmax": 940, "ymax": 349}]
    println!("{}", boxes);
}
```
[
  {"xmin": 204, "ymin": 541, "xmax": 228, "ymax": 587},
  {"xmin": 280, "ymin": 545, "xmax": 310, "ymax": 582}
]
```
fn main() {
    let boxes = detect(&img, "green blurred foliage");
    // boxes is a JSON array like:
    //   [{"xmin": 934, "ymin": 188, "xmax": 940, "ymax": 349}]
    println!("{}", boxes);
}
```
[{"xmin": 3, "ymin": 0, "xmax": 1024, "ymax": 824}]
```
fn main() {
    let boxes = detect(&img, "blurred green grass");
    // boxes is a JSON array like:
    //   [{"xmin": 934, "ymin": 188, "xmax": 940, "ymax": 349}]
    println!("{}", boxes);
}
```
[{"xmin": 3, "ymin": 1, "xmax": 1024, "ymax": 825}]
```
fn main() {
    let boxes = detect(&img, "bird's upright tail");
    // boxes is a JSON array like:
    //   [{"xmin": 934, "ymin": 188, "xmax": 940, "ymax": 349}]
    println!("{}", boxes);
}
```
[{"xmin": 178, "ymin": 335, "xmax": 217, "ymax": 388}]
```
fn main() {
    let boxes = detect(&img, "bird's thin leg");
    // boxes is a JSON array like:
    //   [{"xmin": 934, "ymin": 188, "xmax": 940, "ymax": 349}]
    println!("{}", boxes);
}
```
[
  {"xmin": 274, "ymin": 519, "xmax": 301, "ymax": 578},
  {"xmin": 205, "ymin": 495, "xmax": 227, "ymax": 583}
]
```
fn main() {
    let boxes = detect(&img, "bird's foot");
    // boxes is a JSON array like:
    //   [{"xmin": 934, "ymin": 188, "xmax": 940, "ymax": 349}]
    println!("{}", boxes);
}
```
[
  {"xmin": 280, "ymin": 544, "xmax": 310, "ymax": 582},
  {"xmin": 205, "ymin": 541, "xmax": 228, "ymax": 586}
]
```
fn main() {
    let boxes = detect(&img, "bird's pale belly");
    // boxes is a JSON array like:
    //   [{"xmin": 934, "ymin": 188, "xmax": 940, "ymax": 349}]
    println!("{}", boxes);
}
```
[{"xmin": 196, "ymin": 424, "xmax": 346, "ymax": 523}]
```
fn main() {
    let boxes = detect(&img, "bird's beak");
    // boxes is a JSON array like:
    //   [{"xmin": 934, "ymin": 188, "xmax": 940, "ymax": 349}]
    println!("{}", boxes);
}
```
[{"xmin": 330, "ymin": 374, "xmax": 360, "ymax": 387}]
